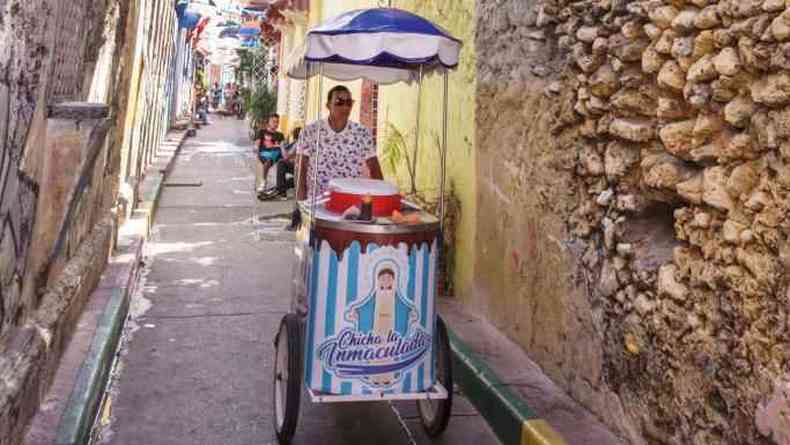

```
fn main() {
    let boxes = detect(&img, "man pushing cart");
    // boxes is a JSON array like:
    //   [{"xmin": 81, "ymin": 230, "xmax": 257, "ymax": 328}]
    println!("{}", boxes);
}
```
[{"xmin": 271, "ymin": 8, "xmax": 462, "ymax": 444}]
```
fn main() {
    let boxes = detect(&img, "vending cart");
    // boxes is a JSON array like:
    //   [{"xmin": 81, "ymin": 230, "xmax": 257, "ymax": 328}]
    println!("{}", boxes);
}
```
[{"xmin": 272, "ymin": 8, "xmax": 462, "ymax": 444}]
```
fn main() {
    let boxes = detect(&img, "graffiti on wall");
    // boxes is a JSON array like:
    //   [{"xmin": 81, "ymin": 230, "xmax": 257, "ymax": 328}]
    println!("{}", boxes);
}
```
[
  {"xmin": 0, "ymin": 0, "xmax": 93, "ymax": 334},
  {"xmin": 0, "ymin": 132, "xmax": 39, "ymax": 334}
]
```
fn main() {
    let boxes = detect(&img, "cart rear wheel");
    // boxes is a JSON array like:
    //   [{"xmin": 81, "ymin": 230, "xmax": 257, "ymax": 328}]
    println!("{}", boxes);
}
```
[
  {"xmin": 273, "ymin": 314, "xmax": 302, "ymax": 444},
  {"xmin": 417, "ymin": 316, "xmax": 453, "ymax": 437}
]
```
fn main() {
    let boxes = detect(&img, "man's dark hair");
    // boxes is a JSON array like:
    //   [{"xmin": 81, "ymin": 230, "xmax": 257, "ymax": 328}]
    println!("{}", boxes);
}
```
[
  {"xmin": 377, "ymin": 268, "xmax": 395, "ymax": 279},
  {"xmin": 327, "ymin": 85, "xmax": 351, "ymax": 104},
  {"xmin": 267, "ymin": 113, "xmax": 280, "ymax": 120}
]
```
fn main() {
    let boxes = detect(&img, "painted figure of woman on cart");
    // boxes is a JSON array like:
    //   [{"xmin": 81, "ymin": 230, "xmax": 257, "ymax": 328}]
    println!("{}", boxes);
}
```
[
  {"xmin": 346, "ymin": 265, "xmax": 418, "ymax": 339},
  {"xmin": 346, "ymin": 263, "xmax": 420, "ymax": 386}
]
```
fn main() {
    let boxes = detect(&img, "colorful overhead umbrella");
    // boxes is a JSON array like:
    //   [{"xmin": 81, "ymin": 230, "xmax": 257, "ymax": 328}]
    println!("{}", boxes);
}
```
[
  {"xmin": 175, "ymin": 0, "xmax": 189, "ymax": 19},
  {"xmin": 240, "ymin": 38, "xmax": 260, "ymax": 48},
  {"xmin": 287, "ymin": 8, "xmax": 462, "ymax": 84},
  {"xmin": 238, "ymin": 26, "xmax": 261, "ymax": 36},
  {"xmin": 218, "ymin": 26, "xmax": 240, "ymax": 38}
]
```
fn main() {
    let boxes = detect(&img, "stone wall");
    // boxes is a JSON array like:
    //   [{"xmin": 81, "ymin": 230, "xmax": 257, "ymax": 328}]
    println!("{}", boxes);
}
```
[
  {"xmin": 476, "ymin": 0, "xmax": 790, "ymax": 443},
  {"xmin": 0, "ymin": 1, "xmax": 130, "ymax": 442},
  {"xmin": 0, "ymin": 0, "xmax": 55, "ymax": 338}
]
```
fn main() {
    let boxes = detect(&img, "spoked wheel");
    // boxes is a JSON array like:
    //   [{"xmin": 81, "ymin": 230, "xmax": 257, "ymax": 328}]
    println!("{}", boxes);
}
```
[
  {"xmin": 417, "ymin": 316, "xmax": 453, "ymax": 437},
  {"xmin": 273, "ymin": 314, "xmax": 302, "ymax": 444}
]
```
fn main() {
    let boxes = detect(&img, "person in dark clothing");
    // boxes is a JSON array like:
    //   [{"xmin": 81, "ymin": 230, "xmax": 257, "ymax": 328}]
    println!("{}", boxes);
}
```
[
  {"xmin": 260, "ymin": 127, "xmax": 301, "ymax": 200},
  {"xmin": 211, "ymin": 82, "xmax": 222, "ymax": 110},
  {"xmin": 255, "ymin": 114, "xmax": 284, "ymax": 192}
]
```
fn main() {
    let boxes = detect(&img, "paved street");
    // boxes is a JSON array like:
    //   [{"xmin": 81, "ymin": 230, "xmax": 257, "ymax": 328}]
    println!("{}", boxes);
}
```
[{"xmin": 92, "ymin": 116, "xmax": 498, "ymax": 445}]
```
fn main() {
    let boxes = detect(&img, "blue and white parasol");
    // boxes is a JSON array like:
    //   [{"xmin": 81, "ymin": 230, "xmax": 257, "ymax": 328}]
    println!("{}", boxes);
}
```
[{"xmin": 287, "ymin": 8, "xmax": 462, "ymax": 84}]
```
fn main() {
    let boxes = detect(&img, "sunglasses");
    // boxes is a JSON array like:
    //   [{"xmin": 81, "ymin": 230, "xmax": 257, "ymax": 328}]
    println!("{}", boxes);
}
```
[{"xmin": 332, "ymin": 98, "xmax": 354, "ymax": 107}]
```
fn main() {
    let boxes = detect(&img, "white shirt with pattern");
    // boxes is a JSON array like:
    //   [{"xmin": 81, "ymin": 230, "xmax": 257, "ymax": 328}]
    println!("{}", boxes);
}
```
[{"xmin": 296, "ymin": 119, "xmax": 377, "ymax": 198}]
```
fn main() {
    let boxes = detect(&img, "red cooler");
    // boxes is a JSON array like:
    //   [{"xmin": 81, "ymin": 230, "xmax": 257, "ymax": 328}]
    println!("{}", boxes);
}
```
[{"xmin": 326, "ymin": 178, "xmax": 402, "ymax": 217}]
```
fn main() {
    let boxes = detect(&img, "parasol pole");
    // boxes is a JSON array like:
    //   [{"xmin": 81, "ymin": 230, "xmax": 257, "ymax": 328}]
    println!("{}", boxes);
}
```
[
  {"xmin": 294, "ymin": 61, "xmax": 313, "ymax": 315},
  {"xmin": 309, "ymin": 63, "xmax": 325, "ymax": 231},
  {"xmin": 294, "ymin": 60, "xmax": 311, "ymax": 213},
  {"xmin": 439, "ymin": 69, "xmax": 448, "ymax": 231},
  {"xmin": 411, "ymin": 64, "xmax": 423, "ymax": 195}
]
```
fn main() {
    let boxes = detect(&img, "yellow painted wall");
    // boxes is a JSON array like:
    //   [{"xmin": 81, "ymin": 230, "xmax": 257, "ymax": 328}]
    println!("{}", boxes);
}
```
[
  {"xmin": 294, "ymin": 0, "xmax": 476, "ymax": 299},
  {"xmin": 278, "ymin": 27, "xmax": 293, "ymax": 134},
  {"xmin": 375, "ymin": 1, "xmax": 476, "ymax": 300},
  {"xmin": 119, "ymin": 0, "xmax": 147, "ymax": 181}
]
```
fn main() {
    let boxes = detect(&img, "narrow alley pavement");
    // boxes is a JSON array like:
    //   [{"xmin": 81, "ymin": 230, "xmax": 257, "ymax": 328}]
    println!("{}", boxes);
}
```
[{"xmin": 92, "ymin": 116, "xmax": 498, "ymax": 445}]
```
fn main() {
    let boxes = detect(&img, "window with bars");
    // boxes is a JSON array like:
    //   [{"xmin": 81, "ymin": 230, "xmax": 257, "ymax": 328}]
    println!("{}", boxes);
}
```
[
  {"xmin": 360, "ymin": 80, "xmax": 379, "ymax": 143},
  {"xmin": 49, "ymin": 1, "xmax": 90, "ymax": 102}
]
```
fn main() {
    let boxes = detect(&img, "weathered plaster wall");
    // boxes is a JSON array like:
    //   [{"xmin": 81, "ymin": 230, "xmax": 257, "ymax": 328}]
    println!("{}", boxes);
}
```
[
  {"xmin": 0, "ymin": 0, "xmax": 55, "ymax": 338},
  {"xmin": 478, "ymin": 0, "xmax": 790, "ymax": 444},
  {"xmin": 1, "ymin": 0, "xmax": 120, "ymax": 341},
  {"xmin": 0, "ymin": 1, "xmax": 126, "ymax": 442},
  {"xmin": 114, "ymin": 0, "xmax": 179, "ymax": 221},
  {"xmin": 376, "ymin": 0, "xmax": 477, "ymax": 300}
]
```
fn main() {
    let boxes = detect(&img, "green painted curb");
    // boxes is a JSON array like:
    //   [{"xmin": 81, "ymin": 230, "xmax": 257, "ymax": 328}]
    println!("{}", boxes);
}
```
[
  {"xmin": 448, "ymin": 329, "xmax": 566, "ymax": 445},
  {"xmin": 54, "ymin": 288, "xmax": 129, "ymax": 445}
]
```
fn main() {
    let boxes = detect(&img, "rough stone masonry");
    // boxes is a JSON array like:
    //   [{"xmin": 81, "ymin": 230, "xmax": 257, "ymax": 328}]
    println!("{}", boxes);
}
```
[{"xmin": 477, "ymin": 0, "xmax": 790, "ymax": 444}]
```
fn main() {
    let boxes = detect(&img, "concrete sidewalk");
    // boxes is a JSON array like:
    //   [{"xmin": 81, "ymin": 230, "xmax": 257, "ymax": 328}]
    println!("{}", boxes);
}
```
[{"xmin": 440, "ymin": 300, "xmax": 624, "ymax": 445}]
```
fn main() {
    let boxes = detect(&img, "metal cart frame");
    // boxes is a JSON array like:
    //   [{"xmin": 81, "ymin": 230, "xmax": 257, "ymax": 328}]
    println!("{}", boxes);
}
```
[{"xmin": 271, "ymin": 8, "xmax": 461, "ymax": 444}]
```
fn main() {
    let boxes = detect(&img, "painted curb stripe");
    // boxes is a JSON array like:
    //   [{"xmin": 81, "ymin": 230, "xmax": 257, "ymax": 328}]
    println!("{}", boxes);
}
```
[
  {"xmin": 522, "ymin": 419, "xmax": 568, "ymax": 445},
  {"xmin": 448, "ymin": 329, "xmax": 567, "ymax": 445},
  {"xmin": 55, "ymin": 288, "xmax": 129, "ymax": 445}
]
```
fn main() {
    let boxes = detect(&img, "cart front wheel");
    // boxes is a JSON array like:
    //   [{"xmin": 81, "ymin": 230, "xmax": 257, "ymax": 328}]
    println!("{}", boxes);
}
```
[
  {"xmin": 417, "ymin": 316, "xmax": 453, "ymax": 437},
  {"xmin": 273, "ymin": 314, "xmax": 302, "ymax": 444}
]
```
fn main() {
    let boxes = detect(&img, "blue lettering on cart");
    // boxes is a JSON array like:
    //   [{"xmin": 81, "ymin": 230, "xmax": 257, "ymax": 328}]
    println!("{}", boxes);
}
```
[{"xmin": 318, "ymin": 327, "xmax": 432, "ymax": 381}]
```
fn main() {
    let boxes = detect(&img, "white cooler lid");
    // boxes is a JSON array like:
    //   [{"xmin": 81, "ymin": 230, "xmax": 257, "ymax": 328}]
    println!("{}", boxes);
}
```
[{"xmin": 328, "ymin": 178, "xmax": 399, "ymax": 196}]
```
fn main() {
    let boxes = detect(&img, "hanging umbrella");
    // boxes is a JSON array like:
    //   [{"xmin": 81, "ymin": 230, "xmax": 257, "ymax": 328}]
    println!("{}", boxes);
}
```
[
  {"xmin": 286, "ymin": 8, "xmax": 462, "ymax": 84},
  {"xmin": 187, "ymin": 2, "xmax": 219, "ymax": 16},
  {"xmin": 238, "ymin": 26, "xmax": 261, "ymax": 37},
  {"xmin": 215, "ymin": 36, "xmax": 241, "ymax": 50},
  {"xmin": 239, "ymin": 17, "xmax": 261, "ymax": 36},
  {"xmin": 219, "ymin": 26, "xmax": 240, "ymax": 38},
  {"xmin": 240, "ymin": 38, "xmax": 260, "ymax": 48},
  {"xmin": 190, "ymin": 16, "xmax": 211, "ymax": 44},
  {"xmin": 216, "ymin": 20, "xmax": 240, "ymax": 27},
  {"xmin": 175, "ymin": 0, "xmax": 189, "ymax": 20},
  {"xmin": 179, "ymin": 12, "xmax": 203, "ymax": 29}
]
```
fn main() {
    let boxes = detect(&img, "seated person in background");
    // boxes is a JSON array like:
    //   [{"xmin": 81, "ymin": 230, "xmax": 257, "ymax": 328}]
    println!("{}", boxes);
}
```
[
  {"xmin": 255, "ymin": 114, "xmax": 284, "ymax": 191},
  {"xmin": 258, "ymin": 132, "xmax": 281, "ymax": 189},
  {"xmin": 260, "ymin": 127, "xmax": 302, "ymax": 200}
]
